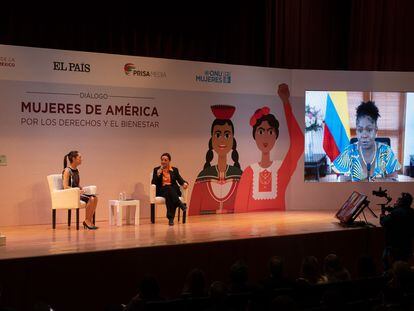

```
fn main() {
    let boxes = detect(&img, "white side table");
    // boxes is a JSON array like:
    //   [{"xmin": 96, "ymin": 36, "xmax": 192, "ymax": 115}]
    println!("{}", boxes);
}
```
[{"xmin": 108, "ymin": 200, "xmax": 140, "ymax": 226}]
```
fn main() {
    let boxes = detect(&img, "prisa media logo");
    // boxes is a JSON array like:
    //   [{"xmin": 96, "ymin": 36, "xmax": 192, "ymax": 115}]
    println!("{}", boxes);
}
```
[
  {"xmin": 196, "ymin": 70, "xmax": 232, "ymax": 84},
  {"xmin": 124, "ymin": 63, "xmax": 136, "ymax": 75},
  {"xmin": 123, "ymin": 63, "xmax": 166, "ymax": 78}
]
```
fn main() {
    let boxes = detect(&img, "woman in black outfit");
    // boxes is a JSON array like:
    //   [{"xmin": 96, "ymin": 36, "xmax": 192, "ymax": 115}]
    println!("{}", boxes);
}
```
[
  {"xmin": 62, "ymin": 151, "xmax": 98, "ymax": 229},
  {"xmin": 152, "ymin": 153, "xmax": 188, "ymax": 226}
]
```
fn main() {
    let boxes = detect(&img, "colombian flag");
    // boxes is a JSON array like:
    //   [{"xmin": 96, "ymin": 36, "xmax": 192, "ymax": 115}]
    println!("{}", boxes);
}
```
[{"xmin": 323, "ymin": 92, "xmax": 351, "ymax": 162}]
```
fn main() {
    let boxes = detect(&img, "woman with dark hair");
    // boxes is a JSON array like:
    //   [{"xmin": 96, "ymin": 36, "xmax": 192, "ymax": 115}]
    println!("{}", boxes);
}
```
[
  {"xmin": 234, "ymin": 84, "xmax": 303, "ymax": 212},
  {"xmin": 62, "ymin": 151, "xmax": 98, "ymax": 229},
  {"xmin": 332, "ymin": 101, "xmax": 401, "ymax": 181},
  {"xmin": 152, "ymin": 152, "xmax": 188, "ymax": 226},
  {"xmin": 189, "ymin": 105, "xmax": 243, "ymax": 215}
]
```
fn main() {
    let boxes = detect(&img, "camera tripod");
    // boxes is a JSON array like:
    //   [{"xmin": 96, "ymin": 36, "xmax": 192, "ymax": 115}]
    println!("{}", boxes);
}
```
[{"xmin": 349, "ymin": 198, "xmax": 378, "ymax": 227}]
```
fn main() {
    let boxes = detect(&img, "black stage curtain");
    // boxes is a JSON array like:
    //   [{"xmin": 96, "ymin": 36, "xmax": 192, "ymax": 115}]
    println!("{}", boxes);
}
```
[
  {"xmin": 347, "ymin": 0, "xmax": 414, "ymax": 71},
  {"xmin": 1, "ymin": 1, "xmax": 414, "ymax": 71}
]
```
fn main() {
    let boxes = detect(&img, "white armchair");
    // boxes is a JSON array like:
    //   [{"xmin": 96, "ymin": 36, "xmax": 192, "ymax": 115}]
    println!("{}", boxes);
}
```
[
  {"xmin": 47, "ymin": 174, "xmax": 86, "ymax": 230},
  {"xmin": 150, "ymin": 175, "xmax": 188, "ymax": 224}
]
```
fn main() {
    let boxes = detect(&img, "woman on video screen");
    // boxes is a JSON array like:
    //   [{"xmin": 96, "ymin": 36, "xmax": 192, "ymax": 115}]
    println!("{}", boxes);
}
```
[{"xmin": 332, "ymin": 101, "xmax": 401, "ymax": 182}]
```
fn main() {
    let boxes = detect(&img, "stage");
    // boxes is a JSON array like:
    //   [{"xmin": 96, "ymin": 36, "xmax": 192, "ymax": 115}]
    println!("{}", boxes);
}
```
[
  {"xmin": 0, "ymin": 211, "xmax": 378, "ymax": 260},
  {"xmin": 0, "ymin": 211, "xmax": 385, "ymax": 310}
]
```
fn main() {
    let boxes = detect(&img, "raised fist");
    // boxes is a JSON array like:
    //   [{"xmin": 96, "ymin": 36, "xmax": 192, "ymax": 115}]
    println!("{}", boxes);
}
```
[{"xmin": 277, "ymin": 83, "xmax": 290, "ymax": 103}]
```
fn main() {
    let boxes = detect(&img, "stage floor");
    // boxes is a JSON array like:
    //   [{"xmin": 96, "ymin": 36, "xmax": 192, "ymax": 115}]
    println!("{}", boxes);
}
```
[{"xmin": 0, "ymin": 210, "xmax": 379, "ymax": 261}]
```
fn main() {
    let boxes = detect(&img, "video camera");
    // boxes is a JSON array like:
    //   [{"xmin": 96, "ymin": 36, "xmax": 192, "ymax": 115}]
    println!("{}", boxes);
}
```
[
  {"xmin": 372, "ymin": 187, "xmax": 389, "ymax": 198},
  {"xmin": 372, "ymin": 187, "xmax": 393, "ymax": 213},
  {"xmin": 373, "ymin": 188, "xmax": 414, "ymax": 214}
]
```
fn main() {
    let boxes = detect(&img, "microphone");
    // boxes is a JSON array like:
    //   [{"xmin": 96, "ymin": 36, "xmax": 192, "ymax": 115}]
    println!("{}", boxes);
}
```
[
  {"xmin": 158, "ymin": 164, "xmax": 165, "ymax": 176},
  {"xmin": 367, "ymin": 163, "xmax": 371, "ymax": 181}
]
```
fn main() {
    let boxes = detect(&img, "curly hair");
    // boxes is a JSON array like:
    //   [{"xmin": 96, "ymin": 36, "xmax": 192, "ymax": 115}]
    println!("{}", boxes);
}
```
[
  {"xmin": 252, "ymin": 111, "xmax": 279, "ymax": 139},
  {"xmin": 356, "ymin": 101, "xmax": 380, "ymax": 123}
]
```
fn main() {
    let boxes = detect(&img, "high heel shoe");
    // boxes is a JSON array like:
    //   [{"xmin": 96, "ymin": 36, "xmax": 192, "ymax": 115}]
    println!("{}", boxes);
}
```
[{"xmin": 83, "ymin": 221, "xmax": 98, "ymax": 230}]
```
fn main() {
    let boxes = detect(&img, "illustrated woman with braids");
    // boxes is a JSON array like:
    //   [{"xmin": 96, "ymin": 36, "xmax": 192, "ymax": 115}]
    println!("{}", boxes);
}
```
[
  {"xmin": 189, "ymin": 105, "xmax": 243, "ymax": 215},
  {"xmin": 234, "ymin": 84, "xmax": 304, "ymax": 212}
]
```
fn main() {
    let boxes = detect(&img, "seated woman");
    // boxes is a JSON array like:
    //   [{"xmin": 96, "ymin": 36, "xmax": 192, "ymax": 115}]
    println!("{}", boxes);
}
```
[
  {"xmin": 62, "ymin": 151, "xmax": 98, "ymax": 229},
  {"xmin": 332, "ymin": 101, "xmax": 401, "ymax": 182},
  {"xmin": 152, "ymin": 153, "xmax": 188, "ymax": 226}
]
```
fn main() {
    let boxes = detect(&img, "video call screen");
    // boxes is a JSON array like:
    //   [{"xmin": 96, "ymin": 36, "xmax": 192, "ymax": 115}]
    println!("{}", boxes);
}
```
[{"xmin": 304, "ymin": 91, "xmax": 414, "ymax": 182}]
